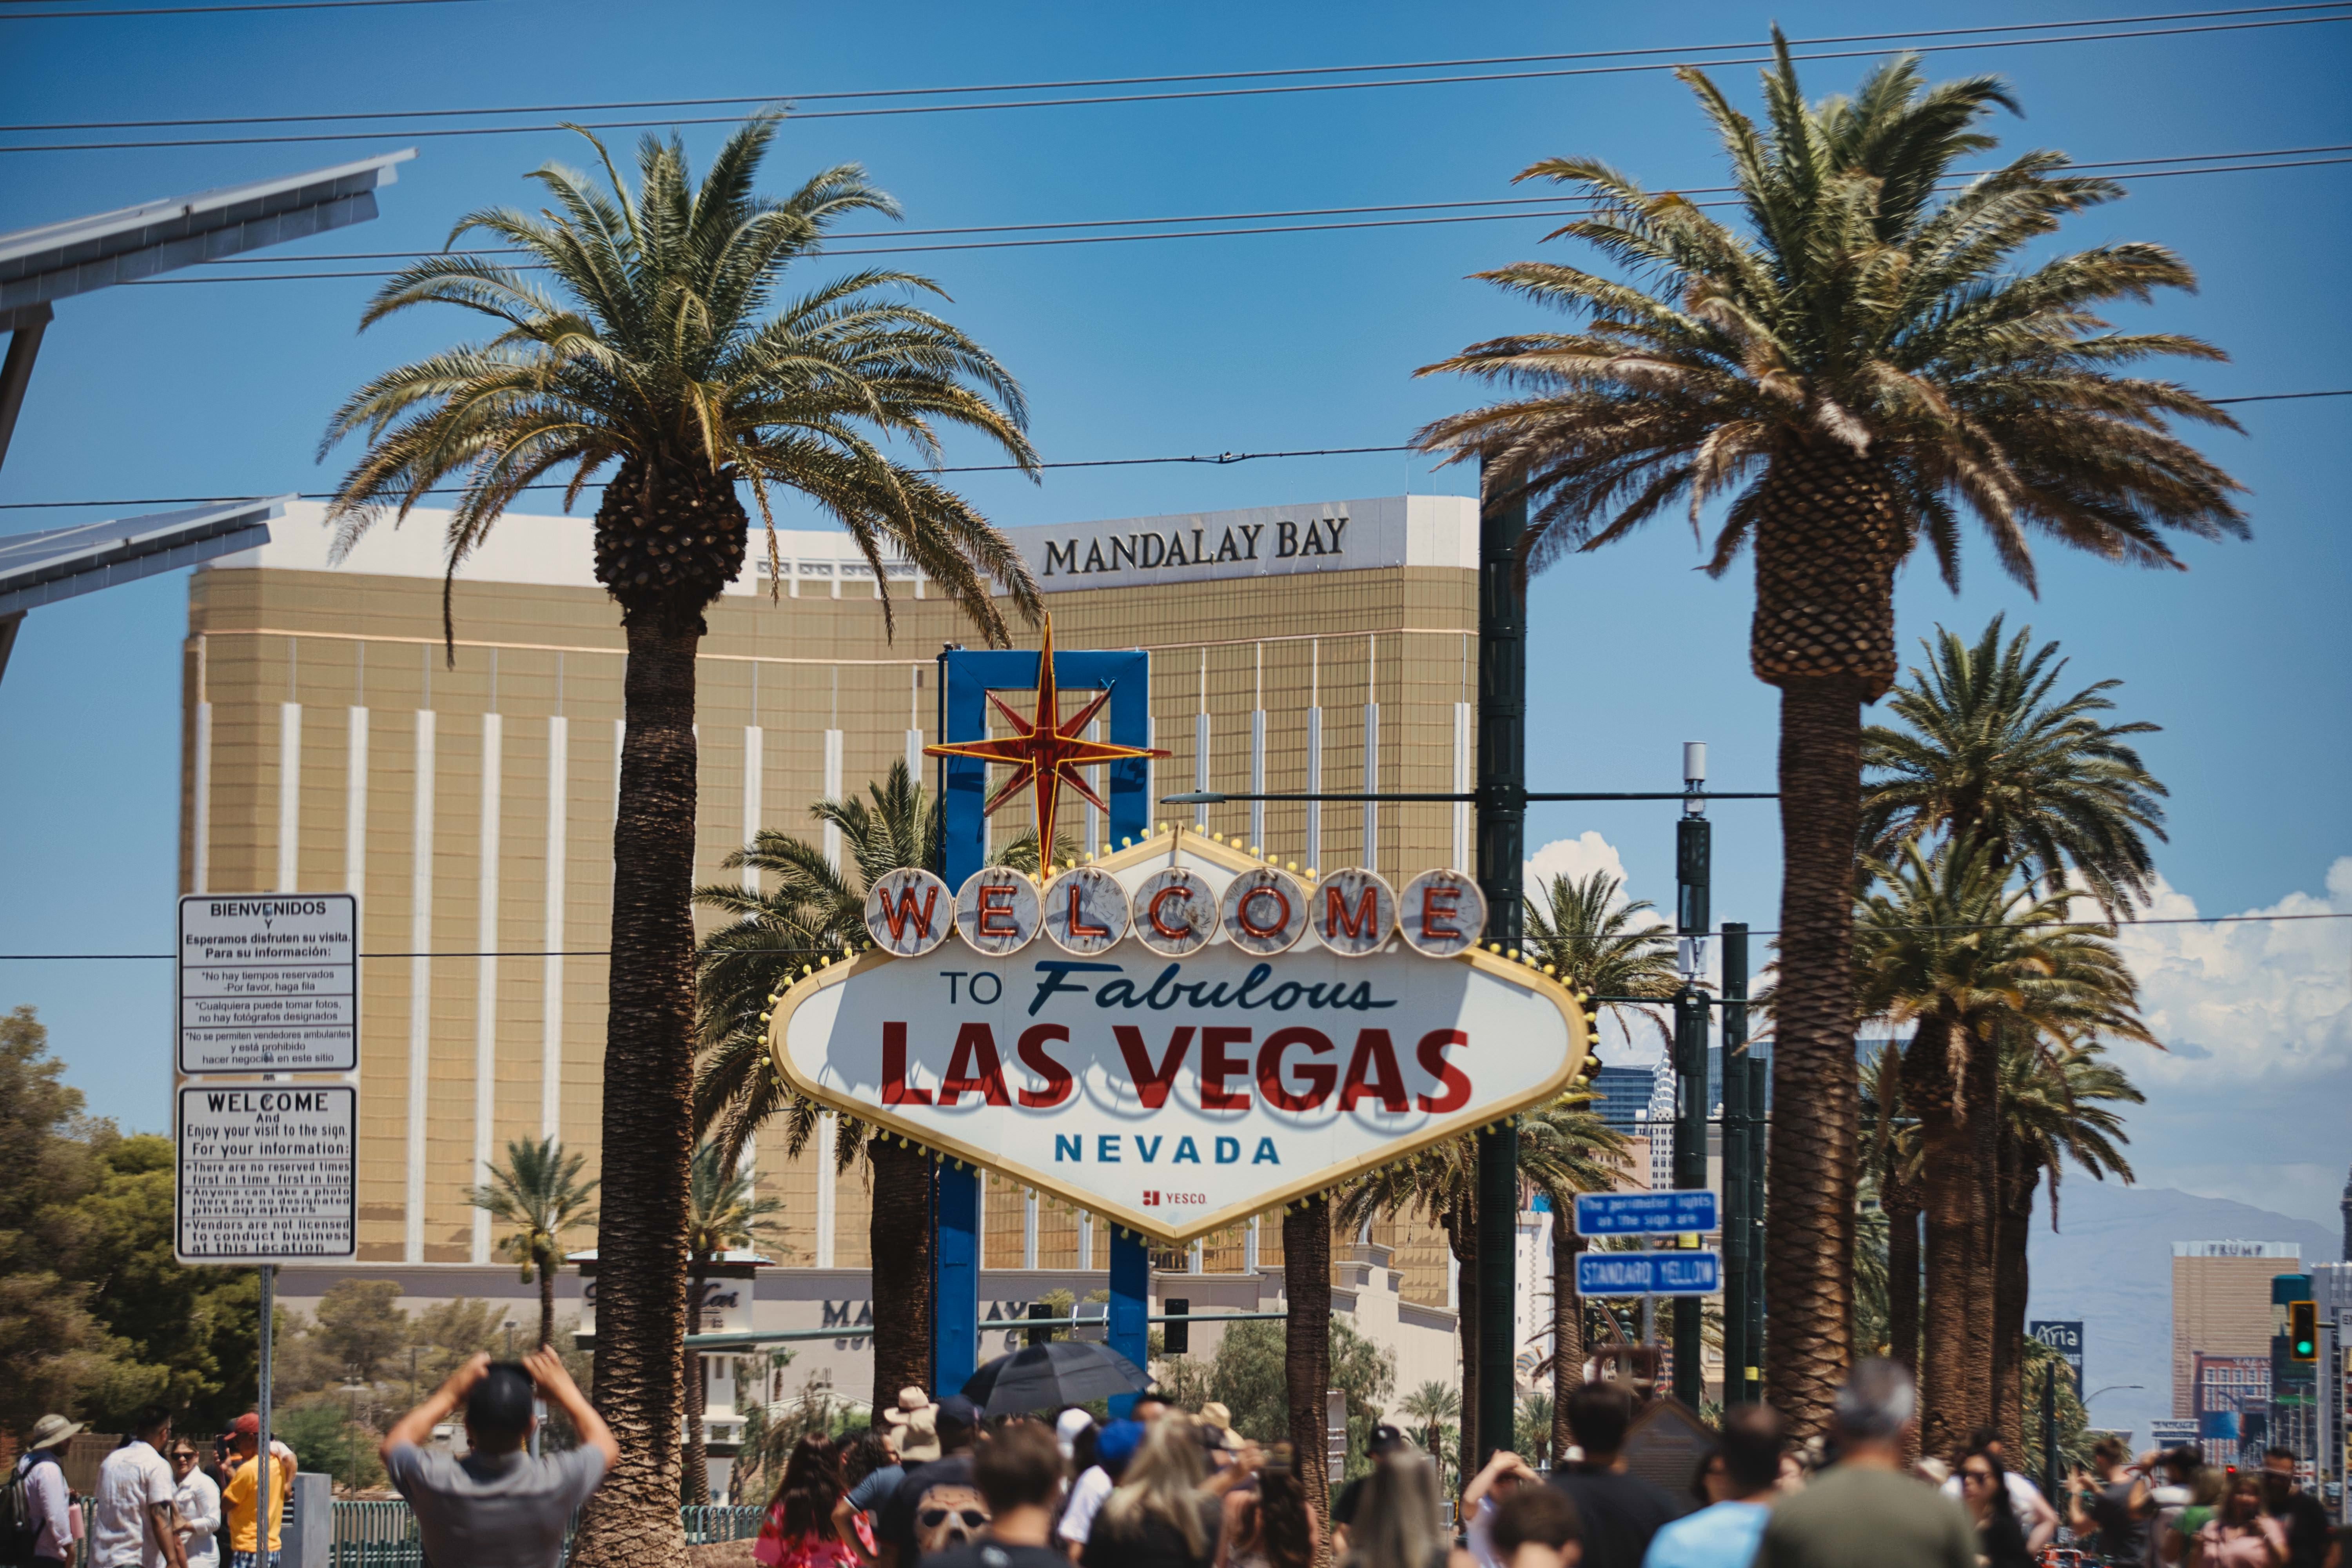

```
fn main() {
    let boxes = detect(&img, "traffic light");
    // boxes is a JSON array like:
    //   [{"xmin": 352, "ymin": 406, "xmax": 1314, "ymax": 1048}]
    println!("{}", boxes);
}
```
[
  {"xmin": 1163, "ymin": 1298, "xmax": 1189, "ymax": 1357},
  {"xmin": 2290, "ymin": 1299, "xmax": 2317, "ymax": 1362}
]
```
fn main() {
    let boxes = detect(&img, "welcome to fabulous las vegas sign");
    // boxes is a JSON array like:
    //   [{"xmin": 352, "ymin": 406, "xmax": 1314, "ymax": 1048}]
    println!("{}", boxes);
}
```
[{"xmin": 765, "ymin": 837, "xmax": 1591, "ymax": 1247}]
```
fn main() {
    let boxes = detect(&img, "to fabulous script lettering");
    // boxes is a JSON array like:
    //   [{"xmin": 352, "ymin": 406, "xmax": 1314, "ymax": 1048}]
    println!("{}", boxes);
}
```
[{"xmin": 1042, "ymin": 515, "xmax": 1349, "ymax": 578}]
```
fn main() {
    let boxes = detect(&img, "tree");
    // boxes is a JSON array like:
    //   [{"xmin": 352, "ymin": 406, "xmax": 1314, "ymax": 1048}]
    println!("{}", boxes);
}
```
[
  {"xmin": 1993, "ymin": 1037, "xmax": 2137, "ymax": 1444},
  {"xmin": 1397, "ymin": 1381, "xmax": 1462, "ymax": 1483},
  {"xmin": 1282, "ymin": 1196, "xmax": 1334, "ymax": 1550},
  {"xmin": 1853, "ymin": 840, "xmax": 2149, "ymax": 1455},
  {"xmin": 320, "ymin": 116, "xmax": 1039, "ymax": 1565},
  {"xmin": 1862, "ymin": 619, "xmax": 2164, "ymax": 1439},
  {"xmin": 1520, "ymin": 870, "xmax": 1661, "ymax": 1456},
  {"xmin": 682, "ymin": 1143, "xmax": 785, "ymax": 1505},
  {"xmin": 1863, "ymin": 618, "xmax": 2169, "ymax": 912},
  {"xmin": 1337, "ymin": 1095, "xmax": 1621, "ymax": 1482},
  {"xmin": 466, "ymin": 1138, "xmax": 600, "ymax": 1351},
  {"xmin": 310, "ymin": 1280, "xmax": 411, "ymax": 1385},
  {"xmin": 1858, "ymin": 1045, "xmax": 1922, "ymax": 1379},
  {"xmin": 1416, "ymin": 36, "xmax": 2243, "ymax": 1432},
  {"xmin": 693, "ymin": 760, "xmax": 1062, "ymax": 1412}
]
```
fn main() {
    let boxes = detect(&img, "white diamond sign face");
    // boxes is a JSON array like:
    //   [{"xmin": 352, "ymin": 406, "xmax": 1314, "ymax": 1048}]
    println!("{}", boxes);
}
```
[{"xmin": 770, "ymin": 838, "xmax": 1586, "ymax": 1245}]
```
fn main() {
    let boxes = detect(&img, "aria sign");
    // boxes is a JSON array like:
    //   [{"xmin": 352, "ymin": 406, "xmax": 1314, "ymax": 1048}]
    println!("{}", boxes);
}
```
[{"xmin": 768, "ymin": 835, "xmax": 1589, "ymax": 1245}]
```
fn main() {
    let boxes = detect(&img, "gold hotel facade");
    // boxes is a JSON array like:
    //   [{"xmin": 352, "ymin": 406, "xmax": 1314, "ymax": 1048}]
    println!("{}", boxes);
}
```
[{"xmin": 181, "ymin": 493, "xmax": 1506, "ymax": 1363}]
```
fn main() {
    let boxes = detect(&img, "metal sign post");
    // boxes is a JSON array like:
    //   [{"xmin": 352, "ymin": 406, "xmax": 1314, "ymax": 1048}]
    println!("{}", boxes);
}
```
[{"xmin": 175, "ymin": 889, "xmax": 359, "ymax": 1555}]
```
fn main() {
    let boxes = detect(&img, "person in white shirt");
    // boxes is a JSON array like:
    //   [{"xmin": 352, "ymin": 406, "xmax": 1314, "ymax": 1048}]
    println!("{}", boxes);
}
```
[
  {"xmin": 165, "ymin": 1439, "xmax": 222, "ymax": 1568},
  {"xmin": 12, "ymin": 1414, "xmax": 83, "ymax": 1567},
  {"xmin": 92, "ymin": 1406, "xmax": 188, "ymax": 1568},
  {"xmin": 1938, "ymin": 1430, "xmax": 2059, "ymax": 1553}
]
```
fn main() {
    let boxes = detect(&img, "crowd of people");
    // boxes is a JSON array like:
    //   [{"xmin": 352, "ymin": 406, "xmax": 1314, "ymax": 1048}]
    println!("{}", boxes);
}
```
[
  {"xmin": 16, "ymin": 1356, "xmax": 2351, "ymax": 1568},
  {"xmin": 739, "ymin": 1361, "xmax": 2352, "ymax": 1568}
]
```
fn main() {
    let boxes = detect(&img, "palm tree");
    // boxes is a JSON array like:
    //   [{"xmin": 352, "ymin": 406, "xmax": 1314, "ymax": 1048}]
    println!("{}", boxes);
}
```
[
  {"xmin": 1992, "ymin": 1036, "xmax": 2138, "ymax": 1444},
  {"xmin": 1863, "ymin": 618, "xmax": 2169, "ymax": 912},
  {"xmin": 693, "ymin": 761, "xmax": 1065, "ymax": 1413},
  {"xmin": 320, "ymin": 118, "xmax": 1039, "ymax": 1561},
  {"xmin": 465, "ymin": 1138, "xmax": 601, "ymax": 1352},
  {"xmin": 1517, "ymin": 1100, "xmax": 1629, "ymax": 1464},
  {"xmin": 1415, "ymin": 36, "xmax": 2243, "ymax": 1432},
  {"xmin": 1281, "ymin": 1194, "xmax": 1333, "ymax": 1556},
  {"xmin": 1519, "ymin": 871, "xmax": 1661, "ymax": 1456},
  {"xmin": 1862, "ymin": 618, "xmax": 2165, "ymax": 1437},
  {"xmin": 1853, "ymin": 840, "xmax": 2149, "ymax": 1456},
  {"xmin": 682, "ymin": 1142, "xmax": 785, "ymax": 1505},
  {"xmin": 1338, "ymin": 1096, "xmax": 1622, "ymax": 1483},
  {"xmin": 1858, "ymin": 1046, "xmax": 1922, "ymax": 1379},
  {"xmin": 1398, "ymin": 1380, "xmax": 1462, "ymax": 1474}
]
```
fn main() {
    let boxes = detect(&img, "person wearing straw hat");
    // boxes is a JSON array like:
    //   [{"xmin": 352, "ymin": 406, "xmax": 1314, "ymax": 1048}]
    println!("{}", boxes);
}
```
[{"xmin": 8, "ymin": 1414, "xmax": 82, "ymax": 1568}]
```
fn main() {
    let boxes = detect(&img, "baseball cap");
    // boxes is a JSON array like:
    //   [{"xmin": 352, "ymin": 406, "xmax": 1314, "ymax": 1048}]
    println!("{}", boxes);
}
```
[
  {"xmin": 230, "ymin": 1413, "xmax": 261, "ymax": 1439},
  {"xmin": 936, "ymin": 1395, "xmax": 982, "ymax": 1435},
  {"xmin": 1096, "ymin": 1419, "xmax": 1145, "ymax": 1472},
  {"xmin": 1056, "ymin": 1407, "xmax": 1094, "ymax": 1459},
  {"xmin": 1368, "ymin": 1423, "xmax": 1407, "ymax": 1455}
]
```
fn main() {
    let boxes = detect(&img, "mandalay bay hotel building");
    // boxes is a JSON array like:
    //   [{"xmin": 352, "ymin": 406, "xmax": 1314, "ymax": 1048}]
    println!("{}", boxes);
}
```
[{"xmin": 182, "ymin": 492, "xmax": 1626, "ymax": 1431}]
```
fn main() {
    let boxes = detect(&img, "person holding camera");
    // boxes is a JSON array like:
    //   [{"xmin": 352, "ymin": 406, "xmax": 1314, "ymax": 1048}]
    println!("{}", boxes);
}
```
[{"xmin": 379, "ymin": 1347, "xmax": 618, "ymax": 1568}]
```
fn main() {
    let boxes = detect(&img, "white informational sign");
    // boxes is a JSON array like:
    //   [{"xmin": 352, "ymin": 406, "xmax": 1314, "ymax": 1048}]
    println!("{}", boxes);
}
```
[
  {"xmin": 771, "ymin": 837, "xmax": 1586, "ymax": 1246},
  {"xmin": 174, "ymin": 1083, "xmax": 356, "ymax": 1262},
  {"xmin": 177, "ymin": 893, "xmax": 358, "ymax": 1074}
]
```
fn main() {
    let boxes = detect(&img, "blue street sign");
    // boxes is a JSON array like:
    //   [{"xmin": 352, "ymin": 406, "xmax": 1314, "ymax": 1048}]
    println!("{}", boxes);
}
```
[
  {"xmin": 1575, "ymin": 1189, "xmax": 1719, "ymax": 1236},
  {"xmin": 1575, "ymin": 1249, "xmax": 1722, "ymax": 1298}
]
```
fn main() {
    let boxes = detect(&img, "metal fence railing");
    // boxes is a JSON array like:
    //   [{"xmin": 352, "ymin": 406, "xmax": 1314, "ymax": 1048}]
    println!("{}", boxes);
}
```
[{"xmin": 327, "ymin": 1499, "xmax": 763, "ymax": 1568}]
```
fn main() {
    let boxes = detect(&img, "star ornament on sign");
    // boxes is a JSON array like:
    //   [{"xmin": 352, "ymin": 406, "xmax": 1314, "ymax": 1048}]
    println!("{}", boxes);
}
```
[{"xmin": 923, "ymin": 617, "xmax": 1170, "ymax": 865}]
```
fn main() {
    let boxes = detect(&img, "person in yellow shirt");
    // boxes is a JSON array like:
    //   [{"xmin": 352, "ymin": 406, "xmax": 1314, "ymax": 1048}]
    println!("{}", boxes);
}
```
[{"xmin": 219, "ymin": 1414, "xmax": 291, "ymax": 1568}]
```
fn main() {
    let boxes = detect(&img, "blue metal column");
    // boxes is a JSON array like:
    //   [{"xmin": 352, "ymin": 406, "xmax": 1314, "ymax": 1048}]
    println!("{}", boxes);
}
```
[
  {"xmin": 933, "ymin": 1159, "xmax": 981, "ymax": 1396},
  {"xmin": 1108, "ymin": 1229, "xmax": 1151, "ymax": 1416},
  {"xmin": 934, "ymin": 645, "xmax": 1152, "ymax": 1401}
]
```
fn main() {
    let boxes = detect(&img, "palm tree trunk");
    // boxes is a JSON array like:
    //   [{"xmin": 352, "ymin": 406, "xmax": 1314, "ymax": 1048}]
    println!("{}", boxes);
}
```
[
  {"xmin": 1907, "ymin": 1012, "xmax": 1974, "ymax": 1462},
  {"xmin": 1551, "ymin": 1216, "xmax": 1585, "ymax": 1466},
  {"xmin": 1448, "ymin": 1205, "xmax": 1477, "ymax": 1488},
  {"xmin": 571, "ymin": 614, "xmax": 701, "ymax": 1568},
  {"xmin": 1283, "ymin": 1197, "xmax": 1332, "ymax": 1568},
  {"xmin": 539, "ymin": 1262, "xmax": 557, "ymax": 1352},
  {"xmin": 868, "ymin": 1138, "xmax": 933, "ymax": 1412},
  {"xmin": 1962, "ymin": 1024, "xmax": 1999, "ymax": 1437},
  {"xmin": 1886, "ymin": 1173, "xmax": 1922, "ymax": 1381},
  {"xmin": 1762, "ymin": 674, "xmax": 1869, "ymax": 1437},
  {"xmin": 1993, "ymin": 1145, "xmax": 2039, "ymax": 1450},
  {"xmin": 682, "ymin": 1259, "xmax": 708, "ymax": 1505}
]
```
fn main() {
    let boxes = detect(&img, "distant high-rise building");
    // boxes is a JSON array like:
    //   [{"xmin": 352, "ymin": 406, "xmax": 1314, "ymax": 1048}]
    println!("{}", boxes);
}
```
[
  {"xmin": 2172, "ymin": 1240, "xmax": 2302, "ymax": 1417},
  {"xmin": 2339, "ymin": 1163, "xmax": 2350, "ymax": 1261}
]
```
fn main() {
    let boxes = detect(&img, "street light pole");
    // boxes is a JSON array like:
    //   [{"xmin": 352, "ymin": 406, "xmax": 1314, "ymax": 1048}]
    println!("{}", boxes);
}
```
[
  {"xmin": 1719, "ymin": 922, "xmax": 1751, "ymax": 1405},
  {"xmin": 1473, "ymin": 474, "xmax": 1527, "ymax": 1473},
  {"xmin": 1672, "ymin": 746, "xmax": 1710, "ymax": 1408}
]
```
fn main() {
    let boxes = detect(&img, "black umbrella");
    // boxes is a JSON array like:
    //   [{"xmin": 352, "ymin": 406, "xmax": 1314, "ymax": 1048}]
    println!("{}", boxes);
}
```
[{"xmin": 961, "ymin": 1339, "xmax": 1150, "ymax": 1415}]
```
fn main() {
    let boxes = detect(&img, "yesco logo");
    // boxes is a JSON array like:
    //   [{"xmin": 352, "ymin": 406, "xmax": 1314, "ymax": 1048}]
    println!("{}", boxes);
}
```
[{"xmin": 1041, "ymin": 515, "xmax": 1349, "ymax": 577}]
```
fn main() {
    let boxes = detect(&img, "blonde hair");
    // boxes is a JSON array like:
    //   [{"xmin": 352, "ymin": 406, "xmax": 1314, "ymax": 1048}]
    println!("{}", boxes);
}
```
[
  {"xmin": 1100, "ymin": 1415, "xmax": 1210, "ymax": 1557},
  {"xmin": 1342, "ymin": 1452, "xmax": 1446, "ymax": 1568}
]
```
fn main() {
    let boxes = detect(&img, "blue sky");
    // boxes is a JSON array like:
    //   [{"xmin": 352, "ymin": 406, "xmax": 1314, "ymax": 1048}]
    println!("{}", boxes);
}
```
[{"xmin": 2, "ymin": 4, "xmax": 2348, "ymax": 1234}]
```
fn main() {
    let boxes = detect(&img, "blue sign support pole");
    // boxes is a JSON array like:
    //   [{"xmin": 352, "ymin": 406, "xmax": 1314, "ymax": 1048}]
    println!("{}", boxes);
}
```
[{"xmin": 933, "ymin": 645, "xmax": 1152, "ymax": 1400}]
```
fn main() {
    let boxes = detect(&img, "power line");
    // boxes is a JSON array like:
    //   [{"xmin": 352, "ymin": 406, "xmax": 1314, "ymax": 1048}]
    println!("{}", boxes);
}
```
[
  {"xmin": 4, "ymin": 909, "xmax": 2345, "ymax": 960},
  {"xmin": 146, "ymin": 144, "xmax": 2352, "ymax": 265},
  {"xmin": 99, "ymin": 154, "xmax": 2352, "ymax": 283},
  {"xmin": 4, "ymin": 5, "xmax": 2339, "ymax": 125},
  {"xmin": 7, "ymin": 10, "xmax": 2348, "ymax": 151},
  {"xmin": 0, "ymin": 0, "xmax": 477, "ymax": 16},
  {"xmin": 1, "ymin": 399, "xmax": 2341, "ymax": 514}
]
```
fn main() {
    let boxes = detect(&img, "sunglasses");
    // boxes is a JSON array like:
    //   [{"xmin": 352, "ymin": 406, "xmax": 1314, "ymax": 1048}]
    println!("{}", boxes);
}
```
[
  {"xmin": 919, "ymin": 1508, "xmax": 988, "ymax": 1532},
  {"xmin": 1963, "ymin": 1469, "xmax": 1997, "ymax": 1484}
]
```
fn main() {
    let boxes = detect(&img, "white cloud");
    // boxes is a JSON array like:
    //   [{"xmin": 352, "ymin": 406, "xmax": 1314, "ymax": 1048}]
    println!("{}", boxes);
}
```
[
  {"xmin": 1524, "ymin": 831, "xmax": 1632, "ymax": 895},
  {"xmin": 2113, "ymin": 857, "xmax": 2352, "ymax": 1084}
]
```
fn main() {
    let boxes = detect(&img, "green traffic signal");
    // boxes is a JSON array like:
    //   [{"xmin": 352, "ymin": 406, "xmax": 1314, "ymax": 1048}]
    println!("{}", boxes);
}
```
[{"xmin": 2289, "ymin": 1299, "xmax": 2317, "ymax": 1361}]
